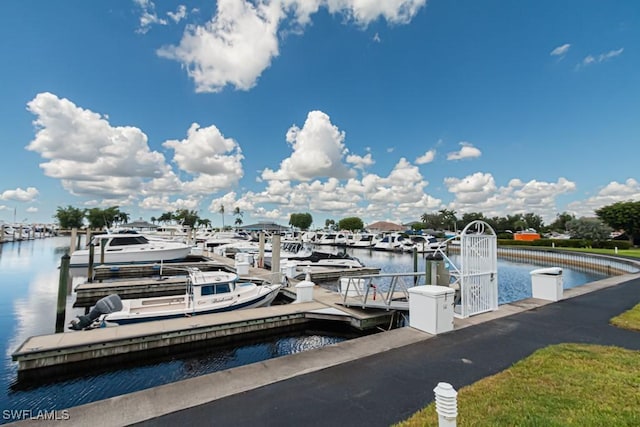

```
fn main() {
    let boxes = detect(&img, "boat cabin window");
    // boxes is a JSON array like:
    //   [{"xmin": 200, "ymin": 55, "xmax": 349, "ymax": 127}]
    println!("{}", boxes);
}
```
[
  {"xmin": 200, "ymin": 283, "xmax": 232, "ymax": 295},
  {"xmin": 108, "ymin": 236, "xmax": 150, "ymax": 246}
]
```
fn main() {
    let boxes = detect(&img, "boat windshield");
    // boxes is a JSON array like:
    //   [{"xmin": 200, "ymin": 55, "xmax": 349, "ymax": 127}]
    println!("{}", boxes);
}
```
[
  {"xmin": 113, "ymin": 236, "xmax": 149, "ymax": 246},
  {"xmin": 93, "ymin": 235, "xmax": 150, "ymax": 246}
]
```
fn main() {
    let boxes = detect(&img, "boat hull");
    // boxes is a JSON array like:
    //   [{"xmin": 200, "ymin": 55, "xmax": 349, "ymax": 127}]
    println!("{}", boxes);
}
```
[
  {"xmin": 69, "ymin": 246, "xmax": 192, "ymax": 267},
  {"xmin": 104, "ymin": 285, "xmax": 280, "ymax": 325}
]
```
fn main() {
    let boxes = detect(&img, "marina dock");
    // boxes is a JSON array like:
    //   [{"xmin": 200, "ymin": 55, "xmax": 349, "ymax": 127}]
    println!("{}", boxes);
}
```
[
  {"xmin": 13, "ymin": 252, "xmax": 396, "ymax": 375},
  {"xmin": 73, "ymin": 252, "xmax": 380, "ymax": 307}
]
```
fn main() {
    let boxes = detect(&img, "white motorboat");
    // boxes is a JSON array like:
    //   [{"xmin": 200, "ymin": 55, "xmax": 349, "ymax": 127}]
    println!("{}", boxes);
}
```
[
  {"xmin": 372, "ymin": 233, "xmax": 406, "ymax": 251},
  {"xmin": 69, "ymin": 232, "xmax": 192, "ymax": 267},
  {"xmin": 315, "ymin": 232, "xmax": 348, "ymax": 246},
  {"xmin": 283, "ymin": 249, "xmax": 364, "ymax": 269},
  {"xmin": 1, "ymin": 223, "xmax": 15, "ymax": 242},
  {"xmin": 204, "ymin": 231, "xmax": 253, "ymax": 250},
  {"xmin": 348, "ymin": 232, "xmax": 382, "ymax": 248},
  {"xmin": 400, "ymin": 235, "xmax": 441, "ymax": 253},
  {"xmin": 69, "ymin": 269, "xmax": 282, "ymax": 328}
]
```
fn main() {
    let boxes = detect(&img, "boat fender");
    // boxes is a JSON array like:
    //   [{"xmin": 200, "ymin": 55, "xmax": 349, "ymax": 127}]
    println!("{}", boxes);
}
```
[{"xmin": 370, "ymin": 284, "xmax": 377, "ymax": 300}]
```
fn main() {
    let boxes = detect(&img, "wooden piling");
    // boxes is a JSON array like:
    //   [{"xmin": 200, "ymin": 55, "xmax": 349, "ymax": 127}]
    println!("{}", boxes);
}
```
[
  {"xmin": 258, "ymin": 232, "xmax": 265, "ymax": 268},
  {"xmin": 70, "ymin": 228, "xmax": 78, "ymax": 254},
  {"xmin": 55, "ymin": 254, "xmax": 70, "ymax": 333},
  {"xmin": 272, "ymin": 234, "xmax": 281, "ymax": 278},
  {"xmin": 87, "ymin": 244, "xmax": 95, "ymax": 282},
  {"xmin": 413, "ymin": 248, "xmax": 418, "ymax": 285}
]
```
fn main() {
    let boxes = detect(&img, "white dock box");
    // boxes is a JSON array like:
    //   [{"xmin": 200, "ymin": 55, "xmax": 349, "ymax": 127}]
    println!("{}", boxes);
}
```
[
  {"xmin": 408, "ymin": 285, "xmax": 455, "ymax": 335},
  {"xmin": 530, "ymin": 267, "xmax": 563, "ymax": 301}
]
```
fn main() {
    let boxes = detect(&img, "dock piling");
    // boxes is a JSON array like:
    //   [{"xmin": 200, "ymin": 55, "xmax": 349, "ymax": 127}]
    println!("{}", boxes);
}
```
[
  {"xmin": 87, "ymin": 243, "xmax": 95, "ymax": 282},
  {"xmin": 55, "ymin": 254, "xmax": 70, "ymax": 333},
  {"xmin": 70, "ymin": 228, "xmax": 78, "ymax": 253}
]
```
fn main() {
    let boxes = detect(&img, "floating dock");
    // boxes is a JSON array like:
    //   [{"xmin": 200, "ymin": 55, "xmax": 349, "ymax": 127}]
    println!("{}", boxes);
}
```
[
  {"xmin": 13, "ymin": 283, "xmax": 398, "ymax": 376},
  {"xmin": 12, "ymin": 251, "xmax": 395, "ymax": 375},
  {"xmin": 89, "ymin": 257, "xmax": 230, "ymax": 280},
  {"xmin": 74, "ymin": 252, "xmax": 380, "ymax": 307}
]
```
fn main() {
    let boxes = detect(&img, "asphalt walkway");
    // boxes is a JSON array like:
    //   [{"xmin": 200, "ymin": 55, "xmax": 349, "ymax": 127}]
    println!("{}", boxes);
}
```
[{"xmin": 134, "ymin": 275, "xmax": 640, "ymax": 427}]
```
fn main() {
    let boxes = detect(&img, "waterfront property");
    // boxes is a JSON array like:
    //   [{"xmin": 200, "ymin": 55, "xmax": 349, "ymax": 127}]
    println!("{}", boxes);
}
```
[{"xmin": 0, "ymin": 235, "xmax": 630, "ymax": 414}]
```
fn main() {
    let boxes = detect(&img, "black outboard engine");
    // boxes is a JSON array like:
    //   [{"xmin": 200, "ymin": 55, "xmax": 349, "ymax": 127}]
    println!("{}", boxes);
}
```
[{"xmin": 69, "ymin": 294, "xmax": 123, "ymax": 330}]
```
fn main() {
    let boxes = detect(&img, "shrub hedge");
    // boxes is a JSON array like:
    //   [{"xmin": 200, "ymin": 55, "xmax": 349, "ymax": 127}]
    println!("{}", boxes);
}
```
[{"xmin": 497, "ymin": 239, "xmax": 632, "ymax": 250}]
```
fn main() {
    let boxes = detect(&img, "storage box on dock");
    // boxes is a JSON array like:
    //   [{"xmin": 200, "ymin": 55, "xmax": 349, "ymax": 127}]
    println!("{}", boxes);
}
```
[
  {"xmin": 407, "ymin": 285, "xmax": 455, "ymax": 335},
  {"xmin": 530, "ymin": 267, "xmax": 563, "ymax": 301}
]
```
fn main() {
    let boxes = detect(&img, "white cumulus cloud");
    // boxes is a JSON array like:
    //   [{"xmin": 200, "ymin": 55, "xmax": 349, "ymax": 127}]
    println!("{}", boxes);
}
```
[
  {"xmin": 415, "ymin": 149, "xmax": 435, "ymax": 164},
  {"xmin": 261, "ymin": 110, "xmax": 356, "ymax": 181},
  {"xmin": 447, "ymin": 142, "xmax": 481, "ymax": 160},
  {"xmin": 26, "ymin": 93, "xmax": 170, "ymax": 200},
  {"xmin": 156, "ymin": 0, "xmax": 426, "ymax": 92},
  {"xmin": 25, "ymin": 92, "xmax": 243, "ymax": 209},
  {"xmin": 162, "ymin": 122, "xmax": 244, "ymax": 193},
  {"xmin": 567, "ymin": 178, "xmax": 640, "ymax": 218},
  {"xmin": 0, "ymin": 187, "xmax": 40, "ymax": 202},
  {"xmin": 445, "ymin": 173, "xmax": 576, "ymax": 222}
]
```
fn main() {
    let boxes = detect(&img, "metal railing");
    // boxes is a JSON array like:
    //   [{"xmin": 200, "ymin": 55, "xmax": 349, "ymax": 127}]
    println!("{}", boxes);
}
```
[{"xmin": 339, "ymin": 272, "xmax": 432, "ymax": 310}]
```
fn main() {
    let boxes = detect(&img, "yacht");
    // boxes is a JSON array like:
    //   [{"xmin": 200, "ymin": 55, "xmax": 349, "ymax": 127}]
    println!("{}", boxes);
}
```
[
  {"xmin": 400, "ymin": 235, "xmax": 441, "ymax": 253},
  {"xmin": 348, "ymin": 232, "xmax": 382, "ymax": 249},
  {"xmin": 372, "ymin": 233, "xmax": 406, "ymax": 251},
  {"xmin": 315, "ymin": 232, "xmax": 348, "ymax": 246},
  {"xmin": 69, "ymin": 232, "xmax": 192, "ymax": 267}
]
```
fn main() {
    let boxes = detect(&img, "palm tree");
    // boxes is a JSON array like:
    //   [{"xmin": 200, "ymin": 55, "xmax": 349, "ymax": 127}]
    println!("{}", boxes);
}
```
[
  {"xmin": 219, "ymin": 205, "xmax": 225, "ymax": 229},
  {"xmin": 233, "ymin": 207, "xmax": 243, "ymax": 228}
]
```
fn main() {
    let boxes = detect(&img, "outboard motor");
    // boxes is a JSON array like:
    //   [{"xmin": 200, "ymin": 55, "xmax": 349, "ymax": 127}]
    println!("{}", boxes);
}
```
[{"xmin": 69, "ymin": 294, "xmax": 123, "ymax": 330}]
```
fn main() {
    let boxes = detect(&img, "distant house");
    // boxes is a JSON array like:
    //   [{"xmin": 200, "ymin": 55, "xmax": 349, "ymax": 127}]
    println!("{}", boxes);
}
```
[
  {"xmin": 237, "ymin": 222, "xmax": 290, "ymax": 233},
  {"xmin": 366, "ymin": 221, "xmax": 404, "ymax": 233},
  {"xmin": 119, "ymin": 220, "xmax": 158, "ymax": 231},
  {"xmin": 403, "ymin": 221, "xmax": 423, "ymax": 229}
]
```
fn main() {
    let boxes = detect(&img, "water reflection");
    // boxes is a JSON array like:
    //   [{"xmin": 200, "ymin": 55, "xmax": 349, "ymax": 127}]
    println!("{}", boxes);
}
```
[{"xmin": 6, "ymin": 332, "xmax": 344, "ymax": 413}]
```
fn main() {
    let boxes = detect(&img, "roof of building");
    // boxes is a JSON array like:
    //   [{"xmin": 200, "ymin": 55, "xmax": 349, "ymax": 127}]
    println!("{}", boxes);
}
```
[
  {"xmin": 365, "ymin": 221, "xmax": 404, "ymax": 232},
  {"xmin": 237, "ymin": 222, "xmax": 290, "ymax": 232},
  {"xmin": 120, "ymin": 220, "xmax": 158, "ymax": 229}
]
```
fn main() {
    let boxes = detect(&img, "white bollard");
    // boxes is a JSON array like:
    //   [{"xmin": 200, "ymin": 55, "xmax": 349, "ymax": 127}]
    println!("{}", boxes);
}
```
[
  {"xmin": 294, "ymin": 272, "xmax": 315, "ymax": 303},
  {"xmin": 434, "ymin": 382, "xmax": 458, "ymax": 427}
]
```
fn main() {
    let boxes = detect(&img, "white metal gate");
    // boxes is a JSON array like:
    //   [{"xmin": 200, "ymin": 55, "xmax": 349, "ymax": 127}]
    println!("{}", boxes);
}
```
[{"xmin": 459, "ymin": 220, "xmax": 498, "ymax": 318}]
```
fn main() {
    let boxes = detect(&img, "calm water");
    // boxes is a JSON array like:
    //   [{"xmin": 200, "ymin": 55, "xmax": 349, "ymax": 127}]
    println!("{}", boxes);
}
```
[{"xmin": 0, "ymin": 237, "xmax": 607, "ymax": 418}]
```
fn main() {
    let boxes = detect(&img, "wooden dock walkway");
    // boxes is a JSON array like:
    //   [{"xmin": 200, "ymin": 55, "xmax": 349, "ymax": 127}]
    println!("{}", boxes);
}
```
[
  {"xmin": 14, "ymin": 274, "xmax": 398, "ymax": 375},
  {"xmin": 74, "ymin": 252, "xmax": 380, "ymax": 307}
]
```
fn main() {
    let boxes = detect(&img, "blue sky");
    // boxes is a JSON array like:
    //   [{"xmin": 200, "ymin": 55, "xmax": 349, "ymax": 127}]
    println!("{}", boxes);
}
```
[{"xmin": 1, "ymin": 0, "xmax": 638, "ymax": 228}]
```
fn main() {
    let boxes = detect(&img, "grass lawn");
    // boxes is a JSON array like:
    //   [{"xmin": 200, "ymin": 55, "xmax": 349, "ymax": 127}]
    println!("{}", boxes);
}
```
[
  {"xmin": 611, "ymin": 303, "xmax": 640, "ymax": 332},
  {"xmin": 396, "ymin": 344, "xmax": 640, "ymax": 427},
  {"xmin": 552, "ymin": 247, "xmax": 640, "ymax": 259}
]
